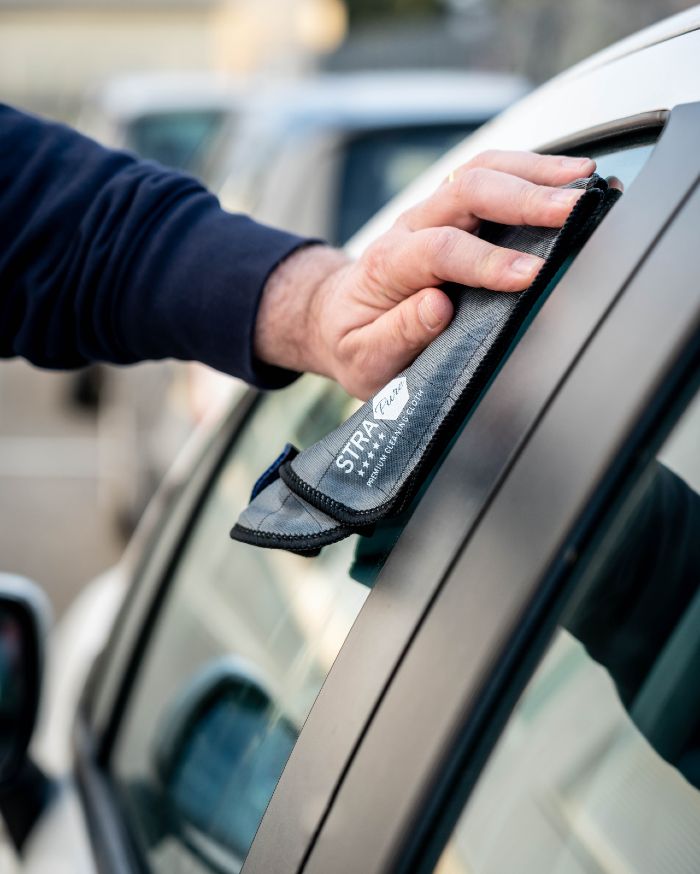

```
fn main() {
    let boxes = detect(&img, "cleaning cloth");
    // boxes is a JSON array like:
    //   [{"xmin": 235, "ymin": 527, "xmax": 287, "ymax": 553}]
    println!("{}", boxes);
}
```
[{"xmin": 232, "ymin": 174, "xmax": 620, "ymax": 555}]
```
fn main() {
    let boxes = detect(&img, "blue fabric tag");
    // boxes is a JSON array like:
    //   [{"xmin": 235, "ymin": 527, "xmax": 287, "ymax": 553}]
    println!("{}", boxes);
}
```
[{"xmin": 250, "ymin": 443, "xmax": 299, "ymax": 501}]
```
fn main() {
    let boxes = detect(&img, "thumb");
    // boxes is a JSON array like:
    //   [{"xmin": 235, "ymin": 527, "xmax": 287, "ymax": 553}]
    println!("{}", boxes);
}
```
[{"xmin": 362, "ymin": 288, "xmax": 454, "ymax": 389}]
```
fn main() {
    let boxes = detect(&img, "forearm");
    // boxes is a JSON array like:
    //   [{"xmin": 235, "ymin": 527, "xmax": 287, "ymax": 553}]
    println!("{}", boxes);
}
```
[
  {"xmin": 254, "ymin": 243, "xmax": 350, "ymax": 379},
  {"xmin": 1, "ymin": 114, "xmax": 601, "ymax": 400},
  {"xmin": 0, "ymin": 104, "xmax": 312, "ymax": 387}
]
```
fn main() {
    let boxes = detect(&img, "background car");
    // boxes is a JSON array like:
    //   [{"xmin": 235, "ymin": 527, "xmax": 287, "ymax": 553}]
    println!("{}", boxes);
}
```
[
  {"xmin": 3, "ymin": 6, "xmax": 700, "ymax": 874},
  {"xmin": 78, "ymin": 71, "xmax": 244, "ymax": 177},
  {"xmin": 209, "ymin": 71, "xmax": 529, "ymax": 245}
]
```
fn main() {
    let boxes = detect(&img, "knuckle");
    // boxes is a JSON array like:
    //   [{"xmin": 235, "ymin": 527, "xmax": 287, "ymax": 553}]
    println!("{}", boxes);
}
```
[
  {"xmin": 394, "ymin": 303, "xmax": 415, "ymax": 343},
  {"xmin": 535, "ymin": 152, "xmax": 555, "ymax": 175},
  {"xmin": 460, "ymin": 167, "xmax": 506, "ymax": 217},
  {"xmin": 393, "ymin": 305, "xmax": 425, "ymax": 356},
  {"xmin": 362, "ymin": 236, "xmax": 389, "ymax": 284},
  {"xmin": 469, "ymin": 148, "xmax": 501, "ymax": 169},
  {"xmin": 393, "ymin": 206, "xmax": 416, "ymax": 230},
  {"xmin": 478, "ymin": 246, "xmax": 512, "ymax": 288},
  {"xmin": 424, "ymin": 226, "xmax": 459, "ymax": 268},
  {"xmin": 458, "ymin": 166, "xmax": 487, "ymax": 198},
  {"xmin": 336, "ymin": 341, "xmax": 375, "ymax": 399},
  {"xmin": 521, "ymin": 182, "xmax": 544, "ymax": 219}
]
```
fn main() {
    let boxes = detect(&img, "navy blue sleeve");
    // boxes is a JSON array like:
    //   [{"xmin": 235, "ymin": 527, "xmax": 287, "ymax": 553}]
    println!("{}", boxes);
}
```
[{"xmin": 0, "ymin": 104, "xmax": 313, "ymax": 388}]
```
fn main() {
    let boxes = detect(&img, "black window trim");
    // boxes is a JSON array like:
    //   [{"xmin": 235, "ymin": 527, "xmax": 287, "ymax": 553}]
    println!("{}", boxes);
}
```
[{"xmin": 299, "ymin": 102, "xmax": 700, "ymax": 874}]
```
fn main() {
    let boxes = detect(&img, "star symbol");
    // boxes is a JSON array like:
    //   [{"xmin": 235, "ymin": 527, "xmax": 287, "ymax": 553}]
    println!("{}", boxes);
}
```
[
  {"xmin": 372, "ymin": 442, "xmax": 379, "ymax": 450},
  {"xmin": 368, "ymin": 451, "xmax": 374, "ymax": 459},
  {"xmin": 357, "ymin": 469, "xmax": 365, "ymax": 477},
  {"xmin": 362, "ymin": 460, "xmax": 369, "ymax": 468},
  {"xmin": 379, "ymin": 433, "xmax": 386, "ymax": 441}
]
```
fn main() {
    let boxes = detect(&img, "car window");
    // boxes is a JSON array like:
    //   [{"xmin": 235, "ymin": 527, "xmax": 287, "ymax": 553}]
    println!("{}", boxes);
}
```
[
  {"xmin": 585, "ymin": 141, "xmax": 654, "ymax": 188},
  {"xmin": 336, "ymin": 123, "xmax": 477, "ymax": 243},
  {"xmin": 126, "ymin": 109, "xmax": 228, "ymax": 174},
  {"xmin": 111, "ymin": 376, "xmax": 373, "ymax": 874},
  {"xmin": 432, "ymin": 376, "xmax": 700, "ymax": 874}
]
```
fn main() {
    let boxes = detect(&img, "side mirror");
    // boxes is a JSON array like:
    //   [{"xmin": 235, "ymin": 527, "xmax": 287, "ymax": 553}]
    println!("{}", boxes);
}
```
[
  {"xmin": 151, "ymin": 657, "xmax": 298, "ymax": 868},
  {"xmin": 0, "ymin": 574, "xmax": 50, "ymax": 787},
  {"xmin": 0, "ymin": 574, "xmax": 53, "ymax": 851}
]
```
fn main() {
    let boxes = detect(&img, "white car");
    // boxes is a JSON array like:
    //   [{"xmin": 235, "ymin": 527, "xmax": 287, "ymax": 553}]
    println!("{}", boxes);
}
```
[
  {"xmin": 210, "ymin": 70, "xmax": 528, "ymax": 245},
  {"xmin": 79, "ymin": 71, "xmax": 244, "ymax": 177},
  {"xmin": 3, "ymin": 7, "xmax": 700, "ymax": 873}
]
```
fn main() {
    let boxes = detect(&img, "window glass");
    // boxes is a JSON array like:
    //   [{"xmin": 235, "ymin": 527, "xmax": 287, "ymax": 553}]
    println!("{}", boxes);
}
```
[
  {"xmin": 432, "ymin": 388, "xmax": 700, "ymax": 872},
  {"xmin": 126, "ymin": 110, "xmax": 227, "ymax": 175},
  {"xmin": 111, "ymin": 376, "xmax": 371, "ymax": 874},
  {"xmin": 586, "ymin": 141, "xmax": 655, "ymax": 188}
]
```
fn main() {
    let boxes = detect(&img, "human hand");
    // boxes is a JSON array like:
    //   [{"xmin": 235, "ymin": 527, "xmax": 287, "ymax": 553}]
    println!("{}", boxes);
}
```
[{"xmin": 255, "ymin": 150, "xmax": 596, "ymax": 399}]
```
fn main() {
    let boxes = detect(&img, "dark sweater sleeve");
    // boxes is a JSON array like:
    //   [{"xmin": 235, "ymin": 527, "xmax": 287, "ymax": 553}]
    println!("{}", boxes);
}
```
[{"xmin": 0, "ymin": 104, "xmax": 313, "ymax": 388}]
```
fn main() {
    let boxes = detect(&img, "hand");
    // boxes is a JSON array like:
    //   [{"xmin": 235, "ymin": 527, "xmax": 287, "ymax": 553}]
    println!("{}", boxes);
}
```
[{"xmin": 255, "ymin": 150, "xmax": 596, "ymax": 399}]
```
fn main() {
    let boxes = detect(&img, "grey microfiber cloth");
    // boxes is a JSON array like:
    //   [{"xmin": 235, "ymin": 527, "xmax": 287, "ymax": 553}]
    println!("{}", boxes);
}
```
[{"xmin": 232, "ymin": 175, "xmax": 620, "ymax": 555}]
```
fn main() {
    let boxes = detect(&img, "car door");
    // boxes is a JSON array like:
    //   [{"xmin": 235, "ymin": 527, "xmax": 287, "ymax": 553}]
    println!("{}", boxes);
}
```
[
  {"xmin": 71, "ymin": 32, "xmax": 699, "ymax": 874},
  {"xmin": 296, "ymin": 97, "xmax": 700, "ymax": 874}
]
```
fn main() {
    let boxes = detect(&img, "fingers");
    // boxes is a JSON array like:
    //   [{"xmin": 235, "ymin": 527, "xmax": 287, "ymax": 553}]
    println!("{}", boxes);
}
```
[
  {"xmin": 352, "ymin": 289, "xmax": 454, "ymax": 397},
  {"xmin": 388, "ymin": 226, "xmax": 544, "ymax": 293},
  {"xmin": 462, "ymin": 150, "xmax": 595, "ymax": 186},
  {"xmin": 337, "ymin": 149, "xmax": 600, "ymax": 396},
  {"xmin": 403, "ymin": 167, "xmax": 586, "ymax": 233}
]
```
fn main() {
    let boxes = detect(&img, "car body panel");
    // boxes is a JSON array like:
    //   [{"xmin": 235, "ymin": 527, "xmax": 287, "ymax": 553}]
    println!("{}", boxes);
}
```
[{"xmin": 353, "ymin": 26, "xmax": 700, "ymax": 252}]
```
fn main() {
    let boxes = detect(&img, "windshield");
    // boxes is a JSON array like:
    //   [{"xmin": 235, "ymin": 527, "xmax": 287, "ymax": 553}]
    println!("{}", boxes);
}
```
[{"xmin": 125, "ymin": 109, "xmax": 228, "ymax": 175}]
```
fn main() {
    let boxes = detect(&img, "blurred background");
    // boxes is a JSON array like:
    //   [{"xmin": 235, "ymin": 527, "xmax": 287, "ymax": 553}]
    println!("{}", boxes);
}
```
[{"xmin": 0, "ymin": 0, "xmax": 695, "ymax": 617}]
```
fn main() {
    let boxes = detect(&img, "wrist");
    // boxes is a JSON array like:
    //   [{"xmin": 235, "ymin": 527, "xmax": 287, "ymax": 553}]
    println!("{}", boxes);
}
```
[{"xmin": 254, "ymin": 243, "xmax": 351, "ymax": 378}]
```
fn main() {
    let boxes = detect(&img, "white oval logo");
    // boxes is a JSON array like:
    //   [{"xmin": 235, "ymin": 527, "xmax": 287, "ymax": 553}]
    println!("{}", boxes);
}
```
[{"xmin": 373, "ymin": 377, "xmax": 409, "ymax": 421}]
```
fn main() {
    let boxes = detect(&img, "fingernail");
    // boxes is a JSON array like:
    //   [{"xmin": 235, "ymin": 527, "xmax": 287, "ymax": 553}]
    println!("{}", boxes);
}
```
[
  {"xmin": 418, "ymin": 293, "xmax": 442, "ymax": 330},
  {"xmin": 550, "ymin": 188, "xmax": 582, "ymax": 205},
  {"xmin": 561, "ymin": 156, "xmax": 594, "ymax": 169},
  {"xmin": 511, "ymin": 255, "xmax": 541, "ymax": 277}
]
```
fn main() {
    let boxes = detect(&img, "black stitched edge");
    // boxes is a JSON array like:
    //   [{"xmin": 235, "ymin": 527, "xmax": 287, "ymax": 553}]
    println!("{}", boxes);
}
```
[
  {"xmin": 230, "ymin": 521, "xmax": 353, "ymax": 555},
  {"xmin": 279, "ymin": 183, "xmax": 621, "ymax": 528}
]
